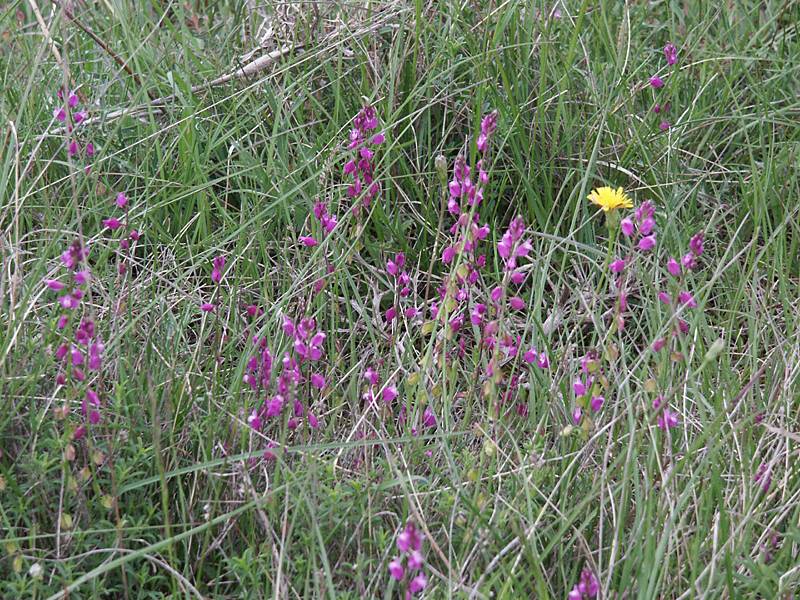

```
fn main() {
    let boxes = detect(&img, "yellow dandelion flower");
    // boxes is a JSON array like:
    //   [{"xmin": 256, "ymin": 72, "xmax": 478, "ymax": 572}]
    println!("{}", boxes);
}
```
[{"xmin": 587, "ymin": 187, "xmax": 633, "ymax": 212}]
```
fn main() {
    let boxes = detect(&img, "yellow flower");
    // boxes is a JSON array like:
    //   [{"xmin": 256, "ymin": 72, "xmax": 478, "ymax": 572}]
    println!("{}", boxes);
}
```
[{"xmin": 587, "ymin": 186, "xmax": 633, "ymax": 212}]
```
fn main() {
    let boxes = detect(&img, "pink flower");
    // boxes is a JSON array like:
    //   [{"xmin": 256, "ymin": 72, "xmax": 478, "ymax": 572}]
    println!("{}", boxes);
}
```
[
  {"xmin": 638, "ymin": 217, "xmax": 655, "ymax": 236},
  {"xmin": 689, "ymin": 232, "xmax": 704, "ymax": 256},
  {"xmin": 523, "ymin": 348, "xmax": 537, "ymax": 364},
  {"xmin": 490, "ymin": 286, "xmax": 503, "ymax": 303},
  {"xmin": 382, "ymin": 385, "xmax": 398, "ymax": 404},
  {"xmin": 658, "ymin": 291, "xmax": 672, "ymax": 305},
  {"xmin": 649, "ymin": 75, "xmax": 665, "ymax": 88},
  {"xmin": 659, "ymin": 120, "xmax": 670, "ymax": 132},
  {"xmin": 620, "ymin": 218, "xmax": 634, "ymax": 237},
  {"xmin": 536, "ymin": 353, "xmax": 549, "ymax": 369},
  {"xmin": 308, "ymin": 413, "xmax": 319, "ymax": 429},
  {"xmin": 509, "ymin": 296, "xmax": 525, "ymax": 310},
  {"xmin": 638, "ymin": 235, "xmax": 656, "ymax": 251},
  {"xmin": 667, "ymin": 257, "xmax": 681, "ymax": 277},
  {"xmin": 609, "ymin": 259, "xmax": 625, "ymax": 274},
  {"xmin": 57, "ymin": 315, "xmax": 69, "ymax": 330},
  {"xmin": 510, "ymin": 271, "xmax": 525, "ymax": 285},
  {"xmin": 364, "ymin": 367, "xmax": 380, "ymax": 386},
  {"xmin": 116, "ymin": 192, "xmax": 128, "ymax": 208},
  {"xmin": 299, "ymin": 236, "xmax": 317, "ymax": 247},
  {"xmin": 664, "ymin": 43, "xmax": 678, "ymax": 66},
  {"xmin": 372, "ymin": 133, "xmax": 385, "ymax": 145},
  {"xmin": 408, "ymin": 549, "xmax": 424, "ymax": 570},
  {"xmin": 211, "ymin": 255, "xmax": 225, "ymax": 284},
  {"xmin": 408, "ymin": 572, "xmax": 428, "ymax": 594},
  {"xmin": 68, "ymin": 140, "xmax": 79, "ymax": 157},
  {"xmin": 54, "ymin": 107, "xmax": 67, "ymax": 122},
  {"xmin": 658, "ymin": 408, "xmax": 679, "ymax": 430},
  {"xmin": 200, "ymin": 302, "xmax": 215, "ymax": 312},
  {"xmin": 86, "ymin": 142, "xmax": 95, "ymax": 158},
  {"xmin": 129, "ymin": 229, "xmax": 140, "ymax": 241},
  {"xmin": 441, "ymin": 246, "xmax": 456, "ymax": 264},
  {"xmin": 388, "ymin": 559, "xmax": 404, "ymax": 581},
  {"xmin": 311, "ymin": 373, "xmax": 326, "ymax": 389},
  {"xmin": 46, "ymin": 279, "xmax": 65, "ymax": 291},
  {"xmin": 652, "ymin": 338, "xmax": 666, "ymax": 352},
  {"xmin": 103, "ymin": 217, "xmax": 122, "ymax": 230},
  {"xmin": 590, "ymin": 395, "xmax": 604, "ymax": 412},
  {"xmin": 572, "ymin": 407, "xmax": 582, "ymax": 425},
  {"xmin": 385, "ymin": 306, "xmax": 397, "ymax": 322},
  {"xmin": 423, "ymin": 407, "xmax": 437, "ymax": 428},
  {"xmin": 678, "ymin": 291, "xmax": 697, "ymax": 308},
  {"xmin": 573, "ymin": 379, "xmax": 586, "ymax": 396},
  {"xmin": 58, "ymin": 294, "xmax": 80, "ymax": 310},
  {"xmin": 247, "ymin": 411, "xmax": 262, "ymax": 431}
]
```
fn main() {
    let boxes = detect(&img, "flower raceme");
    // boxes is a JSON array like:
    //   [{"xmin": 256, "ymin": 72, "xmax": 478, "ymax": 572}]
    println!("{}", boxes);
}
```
[
  {"xmin": 344, "ymin": 105, "xmax": 384, "ymax": 214},
  {"xmin": 388, "ymin": 521, "xmax": 427, "ymax": 596}
]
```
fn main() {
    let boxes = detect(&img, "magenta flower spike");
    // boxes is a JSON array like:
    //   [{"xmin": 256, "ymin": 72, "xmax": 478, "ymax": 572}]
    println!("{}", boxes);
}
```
[
  {"xmin": 610, "ymin": 258, "xmax": 625, "ymax": 274},
  {"xmin": 200, "ymin": 302, "xmax": 215, "ymax": 312},
  {"xmin": 649, "ymin": 75, "xmax": 665, "ymax": 89},
  {"xmin": 509, "ymin": 296, "xmax": 525, "ymax": 310}
]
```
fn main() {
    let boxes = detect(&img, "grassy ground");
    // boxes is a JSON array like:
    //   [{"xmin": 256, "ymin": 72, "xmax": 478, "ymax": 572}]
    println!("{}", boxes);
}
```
[{"xmin": 1, "ymin": 0, "xmax": 799, "ymax": 598}]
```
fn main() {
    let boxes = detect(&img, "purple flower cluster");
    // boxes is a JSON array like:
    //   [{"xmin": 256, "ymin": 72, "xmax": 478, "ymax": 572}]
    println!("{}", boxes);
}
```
[
  {"xmin": 103, "ymin": 192, "xmax": 140, "ymax": 275},
  {"xmin": 571, "ymin": 351, "xmax": 605, "ymax": 425},
  {"xmin": 648, "ymin": 43, "xmax": 679, "ymax": 131},
  {"xmin": 54, "ymin": 88, "xmax": 95, "ymax": 169},
  {"xmin": 388, "ymin": 521, "xmax": 428, "ymax": 597},
  {"xmin": 244, "ymin": 316, "xmax": 325, "ymax": 434},
  {"xmin": 610, "ymin": 200, "xmax": 658, "ymax": 332},
  {"xmin": 46, "ymin": 240, "xmax": 105, "ymax": 439},
  {"xmin": 385, "ymin": 252, "xmax": 416, "ymax": 323},
  {"xmin": 652, "ymin": 231, "xmax": 704, "ymax": 351},
  {"xmin": 344, "ymin": 105, "xmax": 384, "ymax": 214}
]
